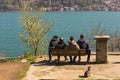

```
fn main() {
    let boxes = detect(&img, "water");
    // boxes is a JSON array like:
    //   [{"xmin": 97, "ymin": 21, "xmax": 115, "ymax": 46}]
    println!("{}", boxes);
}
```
[
  {"xmin": 0, "ymin": 11, "xmax": 120, "ymax": 57},
  {"xmin": 46, "ymin": 11, "xmax": 120, "ymax": 41}
]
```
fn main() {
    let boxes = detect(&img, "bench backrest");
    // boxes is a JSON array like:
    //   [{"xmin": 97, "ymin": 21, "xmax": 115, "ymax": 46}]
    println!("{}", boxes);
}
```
[
  {"xmin": 51, "ymin": 49, "xmax": 86, "ymax": 56},
  {"xmin": 79, "ymin": 49, "xmax": 86, "ymax": 56}
]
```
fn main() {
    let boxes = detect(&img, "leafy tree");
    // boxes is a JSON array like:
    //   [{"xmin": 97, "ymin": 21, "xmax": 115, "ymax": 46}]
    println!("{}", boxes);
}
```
[{"xmin": 19, "ymin": 3, "xmax": 52, "ymax": 56}]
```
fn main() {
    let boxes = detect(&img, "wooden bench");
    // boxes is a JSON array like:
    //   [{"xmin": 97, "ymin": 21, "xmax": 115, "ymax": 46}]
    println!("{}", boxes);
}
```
[{"xmin": 51, "ymin": 48, "xmax": 87, "ymax": 63}]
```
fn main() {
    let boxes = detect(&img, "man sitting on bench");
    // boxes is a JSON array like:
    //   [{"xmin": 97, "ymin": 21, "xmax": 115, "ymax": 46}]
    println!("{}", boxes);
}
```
[
  {"xmin": 76, "ymin": 34, "xmax": 91, "ymax": 63},
  {"xmin": 66, "ymin": 36, "xmax": 80, "ymax": 63}
]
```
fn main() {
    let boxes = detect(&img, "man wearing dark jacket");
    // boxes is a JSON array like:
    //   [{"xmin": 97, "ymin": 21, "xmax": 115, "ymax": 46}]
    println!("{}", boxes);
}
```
[
  {"xmin": 77, "ymin": 34, "xmax": 91, "ymax": 62},
  {"xmin": 48, "ymin": 35, "xmax": 59, "ymax": 62}
]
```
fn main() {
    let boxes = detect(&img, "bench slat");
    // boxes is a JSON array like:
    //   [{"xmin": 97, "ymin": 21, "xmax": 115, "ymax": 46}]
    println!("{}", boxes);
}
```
[
  {"xmin": 51, "ymin": 49, "xmax": 86, "ymax": 56},
  {"xmin": 80, "ymin": 49, "xmax": 86, "ymax": 56}
]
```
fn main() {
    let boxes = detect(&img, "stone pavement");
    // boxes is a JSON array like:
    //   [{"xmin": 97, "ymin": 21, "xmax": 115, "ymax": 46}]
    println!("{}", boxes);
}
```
[{"xmin": 23, "ymin": 52, "xmax": 120, "ymax": 80}]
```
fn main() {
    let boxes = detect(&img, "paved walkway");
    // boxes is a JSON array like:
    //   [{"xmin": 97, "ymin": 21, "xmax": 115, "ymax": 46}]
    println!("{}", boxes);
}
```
[{"xmin": 23, "ymin": 52, "xmax": 120, "ymax": 80}]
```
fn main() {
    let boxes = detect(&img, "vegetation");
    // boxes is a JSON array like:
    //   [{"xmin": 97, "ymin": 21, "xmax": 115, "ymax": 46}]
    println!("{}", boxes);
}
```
[
  {"xmin": 0, "ymin": 57, "xmax": 21, "ymax": 63},
  {"xmin": 18, "ymin": 53, "xmax": 36, "ymax": 80},
  {"xmin": 0, "ymin": 52, "xmax": 36, "ymax": 62},
  {"xmin": 108, "ymin": 30, "xmax": 120, "ymax": 52},
  {"xmin": 87, "ymin": 24, "xmax": 120, "ymax": 52},
  {"xmin": 19, "ymin": 3, "xmax": 52, "ymax": 56},
  {"xmin": 17, "ymin": 3, "xmax": 52, "ymax": 79}
]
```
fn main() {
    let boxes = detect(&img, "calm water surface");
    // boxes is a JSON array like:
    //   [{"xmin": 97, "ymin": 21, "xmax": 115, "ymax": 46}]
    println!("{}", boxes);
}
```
[{"xmin": 0, "ymin": 11, "xmax": 120, "ymax": 57}]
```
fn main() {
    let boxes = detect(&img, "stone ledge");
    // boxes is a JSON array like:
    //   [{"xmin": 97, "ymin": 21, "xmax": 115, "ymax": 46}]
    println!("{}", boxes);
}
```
[{"xmin": 94, "ymin": 35, "xmax": 110, "ymax": 39}]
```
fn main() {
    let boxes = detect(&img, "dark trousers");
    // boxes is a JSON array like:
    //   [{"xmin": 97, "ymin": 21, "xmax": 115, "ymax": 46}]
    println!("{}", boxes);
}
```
[
  {"xmin": 73, "ymin": 49, "xmax": 91, "ymax": 62},
  {"xmin": 86, "ymin": 49, "xmax": 91, "ymax": 62},
  {"xmin": 48, "ymin": 49, "xmax": 52, "ymax": 61},
  {"xmin": 69, "ymin": 56, "xmax": 72, "ymax": 62},
  {"xmin": 64, "ymin": 56, "xmax": 68, "ymax": 61}
]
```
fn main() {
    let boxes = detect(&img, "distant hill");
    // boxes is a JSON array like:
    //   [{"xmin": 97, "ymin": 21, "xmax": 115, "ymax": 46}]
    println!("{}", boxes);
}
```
[{"xmin": 0, "ymin": 0, "xmax": 120, "ymax": 11}]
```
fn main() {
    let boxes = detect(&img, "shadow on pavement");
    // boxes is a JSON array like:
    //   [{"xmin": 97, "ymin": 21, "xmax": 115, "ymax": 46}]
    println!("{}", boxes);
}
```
[
  {"xmin": 30, "ymin": 60, "xmax": 96, "ymax": 66},
  {"xmin": 113, "ymin": 62, "xmax": 120, "ymax": 64}
]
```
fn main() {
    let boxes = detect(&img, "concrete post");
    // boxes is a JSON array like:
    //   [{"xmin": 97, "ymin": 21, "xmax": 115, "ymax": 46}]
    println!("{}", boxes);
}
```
[{"xmin": 94, "ymin": 35, "xmax": 110, "ymax": 63}]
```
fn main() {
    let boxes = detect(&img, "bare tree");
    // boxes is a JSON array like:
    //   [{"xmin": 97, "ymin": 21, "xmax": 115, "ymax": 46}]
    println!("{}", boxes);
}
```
[
  {"xmin": 19, "ymin": 2, "xmax": 52, "ymax": 56},
  {"xmin": 87, "ymin": 24, "xmax": 120, "ymax": 52}
]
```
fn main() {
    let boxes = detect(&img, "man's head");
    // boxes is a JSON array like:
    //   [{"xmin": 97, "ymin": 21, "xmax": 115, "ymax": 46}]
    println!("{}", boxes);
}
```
[
  {"xmin": 53, "ymin": 35, "xmax": 58, "ymax": 38},
  {"xmin": 53, "ymin": 35, "xmax": 58, "ymax": 40},
  {"xmin": 59, "ymin": 37, "xmax": 64, "ymax": 41},
  {"xmin": 70, "ymin": 36, "xmax": 74, "ymax": 41},
  {"xmin": 80, "ymin": 34, "xmax": 84, "ymax": 39}
]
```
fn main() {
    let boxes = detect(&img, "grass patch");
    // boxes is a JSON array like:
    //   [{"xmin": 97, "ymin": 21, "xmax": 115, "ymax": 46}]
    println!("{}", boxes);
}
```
[
  {"xmin": 18, "ymin": 53, "xmax": 36, "ymax": 80},
  {"xmin": 18, "ymin": 62, "xmax": 30, "ymax": 80},
  {"xmin": 0, "ymin": 57, "xmax": 20, "ymax": 63}
]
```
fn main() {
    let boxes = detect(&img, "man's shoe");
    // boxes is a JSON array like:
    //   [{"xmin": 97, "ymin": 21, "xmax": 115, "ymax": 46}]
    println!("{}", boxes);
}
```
[
  {"xmin": 69, "ymin": 61, "xmax": 72, "ymax": 63},
  {"xmin": 73, "ymin": 61, "xmax": 77, "ymax": 63},
  {"xmin": 48, "ymin": 60, "xmax": 51, "ymax": 62}
]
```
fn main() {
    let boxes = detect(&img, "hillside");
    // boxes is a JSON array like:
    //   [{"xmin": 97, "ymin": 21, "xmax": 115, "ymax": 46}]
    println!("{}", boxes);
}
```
[{"xmin": 1, "ymin": 0, "xmax": 120, "ymax": 11}]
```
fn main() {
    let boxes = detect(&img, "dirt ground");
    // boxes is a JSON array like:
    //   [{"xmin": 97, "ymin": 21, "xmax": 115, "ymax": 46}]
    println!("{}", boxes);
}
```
[
  {"xmin": 0, "ymin": 52, "xmax": 120, "ymax": 80},
  {"xmin": 0, "ymin": 62, "xmax": 25, "ymax": 80},
  {"xmin": 23, "ymin": 52, "xmax": 120, "ymax": 80}
]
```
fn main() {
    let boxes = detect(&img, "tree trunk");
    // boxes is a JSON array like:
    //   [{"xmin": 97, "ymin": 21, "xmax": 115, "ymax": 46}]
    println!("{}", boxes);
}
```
[{"xmin": 34, "ymin": 48, "xmax": 38, "ymax": 56}]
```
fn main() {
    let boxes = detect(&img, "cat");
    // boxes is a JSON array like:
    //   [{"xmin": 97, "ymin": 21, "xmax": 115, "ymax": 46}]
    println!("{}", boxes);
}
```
[{"xmin": 84, "ymin": 66, "xmax": 91, "ymax": 77}]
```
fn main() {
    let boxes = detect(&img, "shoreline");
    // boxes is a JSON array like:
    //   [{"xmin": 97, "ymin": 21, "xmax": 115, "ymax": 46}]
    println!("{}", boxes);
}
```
[{"xmin": 0, "ymin": 51, "xmax": 120, "ymax": 59}]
